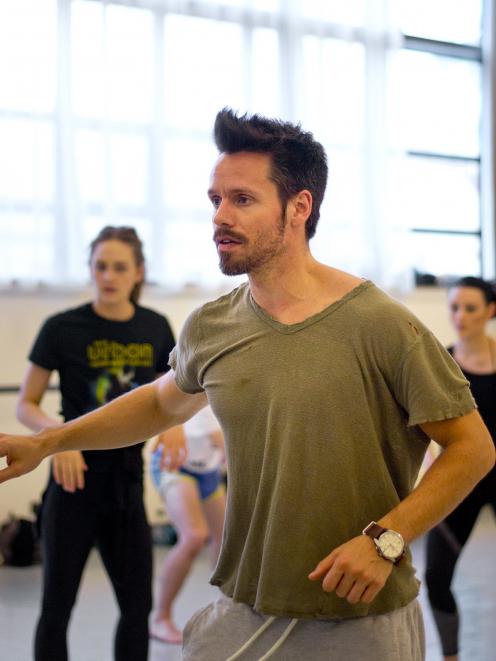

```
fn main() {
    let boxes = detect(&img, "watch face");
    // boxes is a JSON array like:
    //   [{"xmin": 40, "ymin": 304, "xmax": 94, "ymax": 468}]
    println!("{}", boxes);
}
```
[{"xmin": 377, "ymin": 530, "xmax": 404, "ymax": 561}]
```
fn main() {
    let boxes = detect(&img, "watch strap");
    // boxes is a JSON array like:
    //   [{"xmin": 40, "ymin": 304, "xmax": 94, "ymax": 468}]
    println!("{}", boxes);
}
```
[
  {"xmin": 362, "ymin": 521, "xmax": 405, "ymax": 564},
  {"xmin": 362, "ymin": 521, "xmax": 387, "ymax": 540}
]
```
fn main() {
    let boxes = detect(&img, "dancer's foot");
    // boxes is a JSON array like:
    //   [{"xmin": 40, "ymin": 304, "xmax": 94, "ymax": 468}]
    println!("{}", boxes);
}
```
[{"xmin": 150, "ymin": 619, "xmax": 183, "ymax": 645}]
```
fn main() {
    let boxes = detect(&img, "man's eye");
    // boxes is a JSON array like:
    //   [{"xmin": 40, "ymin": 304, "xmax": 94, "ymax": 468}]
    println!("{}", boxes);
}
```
[
  {"xmin": 237, "ymin": 195, "xmax": 250, "ymax": 205},
  {"xmin": 211, "ymin": 197, "xmax": 221, "ymax": 208}
]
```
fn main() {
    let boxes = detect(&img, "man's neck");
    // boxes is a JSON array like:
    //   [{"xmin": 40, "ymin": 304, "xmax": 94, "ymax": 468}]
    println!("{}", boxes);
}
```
[{"xmin": 248, "ymin": 253, "xmax": 363, "ymax": 325}]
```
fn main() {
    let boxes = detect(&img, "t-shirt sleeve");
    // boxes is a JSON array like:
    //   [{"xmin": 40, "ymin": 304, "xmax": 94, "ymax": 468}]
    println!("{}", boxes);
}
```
[
  {"xmin": 394, "ymin": 330, "xmax": 476, "ymax": 426},
  {"xmin": 28, "ymin": 316, "xmax": 61, "ymax": 371},
  {"xmin": 156, "ymin": 316, "xmax": 176, "ymax": 374},
  {"xmin": 168, "ymin": 307, "xmax": 204, "ymax": 394}
]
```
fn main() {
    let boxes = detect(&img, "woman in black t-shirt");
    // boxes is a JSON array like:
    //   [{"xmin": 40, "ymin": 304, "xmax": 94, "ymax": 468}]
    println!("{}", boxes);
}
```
[
  {"xmin": 17, "ymin": 226, "xmax": 175, "ymax": 661},
  {"xmin": 425, "ymin": 276, "xmax": 496, "ymax": 661}
]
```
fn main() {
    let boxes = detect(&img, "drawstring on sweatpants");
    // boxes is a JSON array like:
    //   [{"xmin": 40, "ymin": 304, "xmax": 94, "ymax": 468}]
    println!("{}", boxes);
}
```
[{"xmin": 225, "ymin": 616, "xmax": 299, "ymax": 661}]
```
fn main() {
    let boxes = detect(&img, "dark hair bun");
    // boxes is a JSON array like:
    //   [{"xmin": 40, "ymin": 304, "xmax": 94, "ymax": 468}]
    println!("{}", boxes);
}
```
[{"xmin": 453, "ymin": 276, "xmax": 496, "ymax": 314}]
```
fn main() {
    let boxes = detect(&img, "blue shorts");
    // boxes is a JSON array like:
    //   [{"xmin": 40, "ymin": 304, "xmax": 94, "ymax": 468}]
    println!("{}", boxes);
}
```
[
  {"xmin": 150, "ymin": 450, "xmax": 222, "ymax": 501},
  {"xmin": 179, "ymin": 466, "xmax": 222, "ymax": 500}
]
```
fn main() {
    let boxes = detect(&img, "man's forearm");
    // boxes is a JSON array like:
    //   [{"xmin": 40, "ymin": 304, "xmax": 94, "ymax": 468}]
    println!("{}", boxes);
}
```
[
  {"xmin": 36, "ymin": 381, "xmax": 178, "ymax": 459},
  {"xmin": 0, "ymin": 372, "xmax": 206, "ymax": 484},
  {"xmin": 378, "ymin": 423, "xmax": 494, "ymax": 543}
]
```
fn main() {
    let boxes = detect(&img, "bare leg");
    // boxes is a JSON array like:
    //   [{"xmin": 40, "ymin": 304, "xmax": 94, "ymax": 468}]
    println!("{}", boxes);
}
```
[
  {"xmin": 202, "ymin": 487, "xmax": 227, "ymax": 568},
  {"xmin": 150, "ymin": 478, "xmax": 209, "ymax": 644}
]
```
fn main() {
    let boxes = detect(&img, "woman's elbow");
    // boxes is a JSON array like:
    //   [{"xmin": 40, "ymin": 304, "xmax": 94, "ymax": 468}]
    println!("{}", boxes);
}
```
[
  {"xmin": 16, "ymin": 398, "xmax": 35, "ymax": 426},
  {"xmin": 477, "ymin": 430, "xmax": 496, "ymax": 477},
  {"xmin": 15, "ymin": 398, "xmax": 27, "ymax": 424}
]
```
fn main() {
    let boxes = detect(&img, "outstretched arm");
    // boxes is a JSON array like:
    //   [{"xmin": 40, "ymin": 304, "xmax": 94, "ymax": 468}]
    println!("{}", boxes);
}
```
[
  {"xmin": 0, "ymin": 371, "xmax": 206, "ymax": 483},
  {"xmin": 309, "ymin": 410, "xmax": 495, "ymax": 604}
]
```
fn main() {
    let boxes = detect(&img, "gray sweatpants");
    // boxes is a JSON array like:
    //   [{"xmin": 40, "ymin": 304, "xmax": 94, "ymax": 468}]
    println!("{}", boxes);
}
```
[{"xmin": 183, "ymin": 595, "xmax": 425, "ymax": 660}]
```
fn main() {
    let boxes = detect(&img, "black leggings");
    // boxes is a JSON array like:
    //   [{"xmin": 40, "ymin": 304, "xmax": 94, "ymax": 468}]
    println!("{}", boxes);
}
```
[
  {"xmin": 425, "ymin": 472, "xmax": 496, "ymax": 656},
  {"xmin": 34, "ymin": 472, "xmax": 152, "ymax": 661}
]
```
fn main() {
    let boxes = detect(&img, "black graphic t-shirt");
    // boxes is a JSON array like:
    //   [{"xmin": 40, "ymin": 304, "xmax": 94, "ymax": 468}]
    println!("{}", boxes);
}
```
[{"xmin": 29, "ymin": 303, "xmax": 175, "ymax": 473}]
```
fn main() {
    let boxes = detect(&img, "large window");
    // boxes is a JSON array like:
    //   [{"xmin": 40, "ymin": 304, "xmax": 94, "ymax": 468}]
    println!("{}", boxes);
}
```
[
  {"xmin": 0, "ymin": 0, "xmax": 491, "ymax": 290},
  {"xmin": 393, "ymin": 0, "xmax": 487, "ymax": 282}
]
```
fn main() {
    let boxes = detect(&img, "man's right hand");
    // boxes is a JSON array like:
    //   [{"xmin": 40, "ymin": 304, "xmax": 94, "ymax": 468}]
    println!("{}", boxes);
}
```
[
  {"xmin": 52, "ymin": 450, "xmax": 88, "ymax": 492},
  {"xmin": 0, "ymin": 433, "xmax": 46, "ymax": 484}
]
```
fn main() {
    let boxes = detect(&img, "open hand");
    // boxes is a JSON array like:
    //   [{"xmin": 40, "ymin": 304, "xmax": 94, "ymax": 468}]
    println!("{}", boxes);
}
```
[
  {"xmin": 52, "ymin": 451, "xmax": 88, "ymax": 492},
  {"xmin": 154, "ymin": 429, "xmax": 188, "ymax": 472}
]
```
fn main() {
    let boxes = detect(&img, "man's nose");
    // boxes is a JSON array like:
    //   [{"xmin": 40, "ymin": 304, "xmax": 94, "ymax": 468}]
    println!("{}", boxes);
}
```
[{"xmin": 213, "ymin": 200, "xmax": 234, "ymax": 227}]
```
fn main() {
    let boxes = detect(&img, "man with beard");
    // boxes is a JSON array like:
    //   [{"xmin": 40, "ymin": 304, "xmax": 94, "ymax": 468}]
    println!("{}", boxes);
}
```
[{"xmin": 0, "ymin": 109, "xmax": 494, "ymax": 661}]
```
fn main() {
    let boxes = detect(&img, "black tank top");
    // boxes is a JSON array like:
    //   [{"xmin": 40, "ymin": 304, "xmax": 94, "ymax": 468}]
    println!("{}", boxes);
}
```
[{"xmin": 448, "ymin": 347, "xmax": 496, "ymax": 446}]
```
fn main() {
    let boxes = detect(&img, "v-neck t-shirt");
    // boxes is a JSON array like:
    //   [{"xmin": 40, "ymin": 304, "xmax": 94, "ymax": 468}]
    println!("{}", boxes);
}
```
[{"xmin": 170, "ymin": 281, "xmax": 475, "ymax": 619}]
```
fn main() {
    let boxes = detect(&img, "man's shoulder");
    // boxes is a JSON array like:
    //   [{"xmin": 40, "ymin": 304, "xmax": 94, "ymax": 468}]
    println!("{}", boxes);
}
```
[
  {"xmin": 340, "ymin": 283, "xmax": 435, "ymax": 363},
  {"xmin": 197, "ymin": 283, "xmax": 250, "ymax": 319},
  {"xmin": 350, "ymin": 283, "xmax": 427, "ymax": 330},
  {"xmin": 175, "ymin": 283, "xmax": 250, "ymax": 346}
]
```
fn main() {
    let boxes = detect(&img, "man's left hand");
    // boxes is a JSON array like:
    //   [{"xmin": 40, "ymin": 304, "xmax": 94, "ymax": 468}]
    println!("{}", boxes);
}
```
[{"xmin": 308, "ymin": 535, "xmax": 393, "ymax": 604}]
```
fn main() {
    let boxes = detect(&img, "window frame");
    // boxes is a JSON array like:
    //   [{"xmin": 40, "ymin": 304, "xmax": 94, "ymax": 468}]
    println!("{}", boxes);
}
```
[
  {"xmin": 401, "ymin": 17, "xmax": 493, "ymax": 282},
  {"xmin": 0, "ymin": 0, "xmax": 493, "ymax": 289}
]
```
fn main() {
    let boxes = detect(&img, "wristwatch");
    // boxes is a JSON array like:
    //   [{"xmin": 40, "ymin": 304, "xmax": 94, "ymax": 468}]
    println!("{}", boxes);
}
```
[{"xmin": 362, "ymin": 521, "xmax": 405, "ymax": 564}]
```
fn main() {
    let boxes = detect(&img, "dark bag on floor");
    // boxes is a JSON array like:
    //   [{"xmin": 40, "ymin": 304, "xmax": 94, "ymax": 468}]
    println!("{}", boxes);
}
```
[{"xmin": 0, "ymin": 515, "xmax": 41, "ymax": 567}]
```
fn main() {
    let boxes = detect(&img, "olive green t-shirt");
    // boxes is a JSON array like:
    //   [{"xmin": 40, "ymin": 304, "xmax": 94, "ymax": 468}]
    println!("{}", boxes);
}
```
[{"xmin": 169, "ymin": 281, "xmax": 475, "ymax": 619}]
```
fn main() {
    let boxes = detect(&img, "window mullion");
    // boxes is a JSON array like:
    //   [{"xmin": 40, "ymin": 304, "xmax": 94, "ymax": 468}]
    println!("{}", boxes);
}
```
[
  {"xmin": 480, "ymin": 0, "xmax": 496, "ymax": 278},
  {"xmin": 54, "ymin": 0, "xmax": 75, "ymax": 281},
  {"xmin": 149, "ymin": 8, "xmax": 166, "ymax": 284}
]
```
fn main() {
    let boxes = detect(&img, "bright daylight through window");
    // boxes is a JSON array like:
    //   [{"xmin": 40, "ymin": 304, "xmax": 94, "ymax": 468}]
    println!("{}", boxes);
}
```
[{"xmin": 0, "ymin": 0, "xmax": 490, "ymax": 290}]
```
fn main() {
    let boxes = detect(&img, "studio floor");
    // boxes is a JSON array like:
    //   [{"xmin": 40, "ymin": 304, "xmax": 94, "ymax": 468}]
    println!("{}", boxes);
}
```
[{"xmin": 1, "ymin": 507, "xmax": 495, "ymax": 661}]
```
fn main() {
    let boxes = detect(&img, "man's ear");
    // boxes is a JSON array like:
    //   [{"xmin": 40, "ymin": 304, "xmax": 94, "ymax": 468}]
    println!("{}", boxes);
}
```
[{"xmin": 289, "ymin": 189, "xmax": 313, "ymax": 229}]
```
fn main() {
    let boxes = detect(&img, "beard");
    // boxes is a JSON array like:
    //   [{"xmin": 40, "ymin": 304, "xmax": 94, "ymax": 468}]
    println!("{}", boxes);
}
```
[{"xmin": 218, "ymin": 213, "xmax": 287, "ymax": 276}]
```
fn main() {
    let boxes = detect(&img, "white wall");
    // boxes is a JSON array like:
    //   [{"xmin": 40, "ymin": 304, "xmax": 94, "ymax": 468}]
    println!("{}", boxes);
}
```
[{"xmin": 0, "ymin": 284, "xmax": 486, "ymax": 522}]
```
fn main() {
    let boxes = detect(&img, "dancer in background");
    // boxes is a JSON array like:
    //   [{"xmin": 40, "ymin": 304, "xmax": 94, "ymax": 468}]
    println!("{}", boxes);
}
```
[
  {"xmin": 425, "ymin": 276, "xmax": 496, "ymax": 661},
  {"xmin": 149, "ymin": 405, "xmax": 226, "ymax": 644},
  {"xmin": 17, "ymin": 226, "xmax": 175, "ymax": 661}
]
